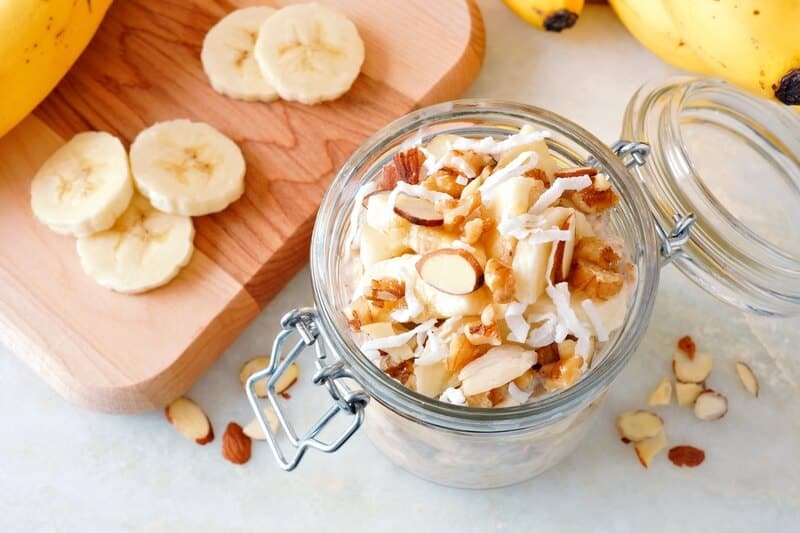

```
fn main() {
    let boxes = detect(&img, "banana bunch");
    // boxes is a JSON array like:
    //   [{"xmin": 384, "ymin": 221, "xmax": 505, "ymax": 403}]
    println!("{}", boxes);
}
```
[
  {"xmin": 503, "ymin": 0, "xmax": 586, "ymax": 32},
  {"xmin": 0, "ymin": 0, "xmax": 113, "ymax": 138},
  {"xmin": 610, "ymin": 0, "xmax": 800, "ymax": 105}
]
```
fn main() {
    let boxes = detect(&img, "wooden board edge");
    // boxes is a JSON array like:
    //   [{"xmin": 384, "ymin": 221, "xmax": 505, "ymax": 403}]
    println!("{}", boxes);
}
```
[{"xmin": 414, "ymin": 0, "xmax": 486, "ymax": 107}]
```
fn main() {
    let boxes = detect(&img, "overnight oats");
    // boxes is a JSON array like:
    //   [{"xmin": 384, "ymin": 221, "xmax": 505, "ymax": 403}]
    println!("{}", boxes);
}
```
[{"xmin": 342, "ymin": 126, "xmax": 636, "ymax": 408}]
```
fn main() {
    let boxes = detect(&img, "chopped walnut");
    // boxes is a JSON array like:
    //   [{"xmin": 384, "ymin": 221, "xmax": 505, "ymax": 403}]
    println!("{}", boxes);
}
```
[
  {"xmin": 480, "ymin": 304, "xmax": 495, "ymax": 326},
  {"xmin": 460, "ymin": 217, "xmax": 484, "ymax": 245},
  {"xmin": 435, "ymin": 193, "xmax": 481, "ymax": 231},
  {"xmin": 464, "ymin": 320, "xmax": 501, "ymax": 346},
  {"xmin": 446, "ymin": 333, "xmax": 489, "ymax": 372},
  {"xmin": 563, "ymin": 174, "xmax": 619, "ymax": 214},
  {"xmin": 543, "ymin": 356, "xmax": 584, "ymax": 391},
  {"xmin": 386, "ymin": 359, "xmax": 415, "ymax": 385},
  {"xmin": 465, "ymin": 386, "xmax": 506, "ymax": 407},
  {"xmin": 364, "ymin": 278, "xmax": 405, "ymax": 303},
  {"xmin": 484, "ymin": 258, "xmax": 515, "ymax": 304},
  {"xmin": 535, "ymin": 342, "xmax": 560, "ymax": 366},
  {"xmin": 567, "ymin": 237, "xmax": 624, "ymax": 300},
  {"xmin": 380, "ymin": 148, "xmax": 423, "ymax": 188},
  {"xmin": 422, "ymin": 168, "xmax": 465, "ymax": 197},
  {"xmin": 524, "ymin": 167, "xmax": 549, "ymax": 184},
  {"xmin": 513, "ymin": 369, "xmax": 537, "ymax": 390}
]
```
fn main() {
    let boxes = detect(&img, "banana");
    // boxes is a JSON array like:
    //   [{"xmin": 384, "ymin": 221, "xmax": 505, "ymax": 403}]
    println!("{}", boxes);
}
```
[
  {"xmin": 129, "ymin": 119, "xmax": 246, "ymax": 216},
  {"xmin": 503, "ymin": 0, "xmax": 584, "ymax": 32},
  {"xmin": 0, "ymin": 0, "xmax": 113, "ymax": 138},
  {"xmin": 30, "ymin": 131, "xmax": 133, "ymax": 237},
  {"xmin": 254, "ymin": 3, "xmax": 365, "ymax": 104},
  {"xmin": 662, "ymin": 0, "xmax": 800, "ymax": 104},
  {"xmin": 77, "ymin": 194, "xmax": 194, "ymax": 294},
  {"xmin": 201, "ymin": 6, "xmax": 278, "ymax": 102},
  {"xmin": 608, "ymin": 0, "xmax": 710, "ymax": 73}
]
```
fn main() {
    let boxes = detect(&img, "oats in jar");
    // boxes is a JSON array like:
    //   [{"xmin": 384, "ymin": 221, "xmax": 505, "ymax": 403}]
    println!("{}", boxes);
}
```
[{"xmin": 343, "ymin": 126, "xmax": 636, "ymax": 407}]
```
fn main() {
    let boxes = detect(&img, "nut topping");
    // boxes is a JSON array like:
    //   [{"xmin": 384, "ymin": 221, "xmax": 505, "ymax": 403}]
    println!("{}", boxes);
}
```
[{"xmin": 416, "ymin": 248, "xmax": 484, "ymax": 295}]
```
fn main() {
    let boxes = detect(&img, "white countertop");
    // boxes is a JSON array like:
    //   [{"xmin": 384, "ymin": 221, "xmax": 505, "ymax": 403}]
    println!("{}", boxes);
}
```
[{"xmin": 2, "ymin": 3, "xmax": 799, "ymax": 531}]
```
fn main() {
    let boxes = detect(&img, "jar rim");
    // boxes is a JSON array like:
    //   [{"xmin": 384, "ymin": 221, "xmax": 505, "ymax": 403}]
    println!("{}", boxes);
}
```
[
  {"xmin": 310, "ymin": 99, "xmax": 661, "ymax": 433},
  {"xmin": 623, "ymin": 77, "xmax": 800, "ymax": 317}
]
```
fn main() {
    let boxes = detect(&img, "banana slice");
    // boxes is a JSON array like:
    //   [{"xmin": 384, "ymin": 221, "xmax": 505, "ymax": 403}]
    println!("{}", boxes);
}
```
[
  {"xmin": 130, "ymin": 119, "xmax": 246, "ymax": 216},
  {"xmin": 30, "ymin": 131, "xmax": 133, "ymax": 237},
  {"xmin": 77, "ymin": 195, "xmax": 195, "ymax": 294},
  {"xmin": 254, "ymin": 3, "xmax": 365, "ymax": 104},
  {"xmin": 201, "ymin": 6, "xmax": 279, "ymax": 102}
]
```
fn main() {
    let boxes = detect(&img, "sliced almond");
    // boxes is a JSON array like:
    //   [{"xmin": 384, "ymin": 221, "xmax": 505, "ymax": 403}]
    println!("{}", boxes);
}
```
[
  {"xmin": 735, "ymin": 361, "xmax": 759, "ymax": 397},
  {"xmin": 616, "ymin": 410, "xmax": 664, "ymax": 442},
  {"xmin": 393, "ymin": 194, "xmax": 444, "ymax": 226},
  {"xmin": 694, "ymin": 389, "xmax": 728, "ymax": 421},
  {"xmin": 222, "ymin": 422, "xmax": 252, "ymax": 465},
  {"xmin": 550, "ymin": 213, "xmax": 576, "ymax": 284},
  {"xmin": 554, "ymin": 166, "xmax": 598, "ymax": 178},
  {"xmin": 672, "ymin": 350, "xmax": 713, "ymax": 383},
  {"xmin": 668, "ymin": 445, "xmax": 706, "ymax": 467},
  {"xmin": 361, "ymin": 189, "xmax": 390, "ymax": 208},
  {"xmin": 240, "ymin": 356, "xmax": 299, "ymax": 398},
  {"xmin": 458, "ymin": 345, "xmax": 536, "ymax": 396},
  {"xmin": 634, "ymin": 430, "xmax": 667, "ymax": 468},
  {"xmin": 647, "ymin": 377, "xmax": 672, "ymax": 406},
  {"xmin": 675, "ymin": 381, "xmax": 704, "ymax": 406},
  {"xmin": 243, "ymin": 408, "xmax": 281, "ymax": 440},
  {"xmin": 416, "ymin": 248, "xmax": 484, "ymax": 295},
  {"xmin": 165, "ymin": 397, "xmax": 214, "ymax": 445}
]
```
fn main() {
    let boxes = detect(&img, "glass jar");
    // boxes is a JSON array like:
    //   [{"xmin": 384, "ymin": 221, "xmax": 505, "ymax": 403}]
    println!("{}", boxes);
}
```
[{"xmin": 244, "ymin": 77, "xmax": 800, "ymax": 489}]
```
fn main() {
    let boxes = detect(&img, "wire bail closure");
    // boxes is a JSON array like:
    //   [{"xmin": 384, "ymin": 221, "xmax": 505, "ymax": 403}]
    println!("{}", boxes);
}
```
[
  {"xmin": 246, "ymin": 307, "xmax": 369, "ymax": 471},
  {"xmin": 606, "ymin": 139, "xmax": 696, "ymax": 265}
]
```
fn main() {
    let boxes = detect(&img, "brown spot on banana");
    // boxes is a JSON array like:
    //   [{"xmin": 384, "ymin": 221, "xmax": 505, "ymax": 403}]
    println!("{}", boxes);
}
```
[
  {"xmin": 543, "ymin": 9, "xmax": 579, "ymax": 32},
  {"xmin": 773, "ymin": 68, "xmax": 800, "ymax": 105}
]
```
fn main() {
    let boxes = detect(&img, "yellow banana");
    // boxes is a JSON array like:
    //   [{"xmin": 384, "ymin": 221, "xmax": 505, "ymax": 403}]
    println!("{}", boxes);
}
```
[
  {"xmin": 503, "ymin": 0, "xmax": 585, "ymax": 32},
  {"xmin": 662, "ymin": 0, "xmax": 800, "ymax": 105},
  {"xmin": 608, "ymin": 0, "xmax": 710, "ymax": 73},
  {"xmin": 0, "ymin": 0, "xmax": 113, "ymax": 138}
]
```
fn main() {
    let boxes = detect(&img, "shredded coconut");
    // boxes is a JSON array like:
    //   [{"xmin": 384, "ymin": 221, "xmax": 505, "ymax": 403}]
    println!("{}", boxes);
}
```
[
  {"xmin": 360, "ymin": 319, "xmax": 436, "ymax": 351},
  {"xmin": 505, "ymin": 301, "xmax": 530, "ymax": 343},
  {"xmin": 439, "ymin": 387, "xmax": 467, "ymax": 405},
  {"xmin": 526, "ymin": 312, "xmax": 558, "ymax": 348},
  {"xmin": 546, "ymin": 282, "xmax": 590, "ymax": 344},
  {"xmin": 455, "ymin": 174, "xmax": 469, "ymax": 185},
  {"xmin": 508, "ymin": 381, "xmax": 531, "ymax": 403},
  {"xmin": 451, "ymin": 129, "xmax": 550, "ymax": 156},
  {"xmin": 415, "ymin": 330, "xmax": 449, "ymax": 366},
  {"xmin": 390, "ymin": 267, "xmax": 424, "ymax": 322},
  {"xmin": 387, "ymin": 181, "xmax": 453, "ymax": 213},
  {"xmin": 581, "ymin": 299, "xmax": 609, "ymax": 342},
  {"xmin": 529, "ymin": 175, "xmax": 592, "ymax": 215},
  {"xmin": 478, "ymin": 151, "xmax": 539, "ymax": 202},
  {"xmin": 497, "ymin": 214, "xmax": 572, "ymax": 243}
]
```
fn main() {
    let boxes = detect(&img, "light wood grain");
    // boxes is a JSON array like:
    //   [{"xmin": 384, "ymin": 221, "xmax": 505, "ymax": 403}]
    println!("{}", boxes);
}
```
[{"xmin": 1, "ymin": 0, "xmax": 484, "ymax": 412}]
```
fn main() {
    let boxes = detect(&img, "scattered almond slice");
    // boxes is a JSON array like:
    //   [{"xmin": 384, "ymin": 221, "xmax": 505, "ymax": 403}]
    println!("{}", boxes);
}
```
[
  {"xmin": 672, "ymin": 350, "xmax": 713, "ymax": 383},
  {"xmin": 222, "ymin": 422, "xmax": 252, "ymax": 465},
  {"xmin": 393, "ymin": 194, "xmax": 444, "ymax": 226},
  {"xmin": 240, "ymin": 356, "xmax": 299, "ymax": 398},
  {"xmin": 675, "ymin": 381, "xmax": 704, "ymax": 406},
  {"xmin": 668, "ymin": 445, "xmax": 706, "ymax": 467},
  {"xmin": 553, "ymin": 166, "xmax": 598, "ymax": 178},
  {"xmin": 550, "ymin": 213, "xmax": 576, "ymax": 284},
  {"xmin": 677, "ymin": 335, "xmax": 696, "ymax": 359},
  {"xmin": 647, "ymin": 377, "xmax": 672, "ymax": 406},
  {"xmin": 735, "ymin": 361, "xmax": 759, "ymax": 397},
  {"xmin": 416, "ymin": 248, "xmax": 484, "ymax": 295},
  {"xmin": 165, "ymin": 397, "xmax": 214, "ymax": 445},
  {"xmin": 694, "ymin": 389, "xmax": 728, "ymax": 421},
  {"xmin": 458, "ymin": 345, "xmax": 536, "ymax": 396},
  {"xmin": 616, "ymin": 410, "xmax": 664, "ymax": 442},
  {"xmin": 634, "ymin": 430, "xmax": 667, "ymax": 468},
  {"xmin": 243, "ymin": 407, "xmax": 281, "ymax": 440}
]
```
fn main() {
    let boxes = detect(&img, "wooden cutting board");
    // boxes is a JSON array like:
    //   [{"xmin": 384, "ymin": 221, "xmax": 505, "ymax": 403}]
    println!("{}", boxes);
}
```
[{"xmin": 0, "ymin": 0, "xmax": 484, "ymax": 413}]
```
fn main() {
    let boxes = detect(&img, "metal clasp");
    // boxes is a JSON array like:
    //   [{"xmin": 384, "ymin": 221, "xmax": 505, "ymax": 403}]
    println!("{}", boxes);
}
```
[
  {"xmin": 609, "ymin": 140, "xmax": 651, "ymax": 168},
  {"xmin": 655, "ymin": 213, "xmax": 696, "ymax": 265},
  {"xmin": 245, "ymin": 307, "xmax": 369, "ymax": 471}
]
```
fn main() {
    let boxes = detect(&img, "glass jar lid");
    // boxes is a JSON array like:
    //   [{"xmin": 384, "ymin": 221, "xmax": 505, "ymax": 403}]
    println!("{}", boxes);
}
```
[{"xmin": 623, "ymin": 77, "xmax": 800, "ymax": 317}]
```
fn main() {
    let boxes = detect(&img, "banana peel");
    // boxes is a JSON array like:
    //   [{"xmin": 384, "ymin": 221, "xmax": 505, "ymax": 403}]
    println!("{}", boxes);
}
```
[{"xmin": 0, "ymin": 0, "xmax": 113, "ymax": 138}]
